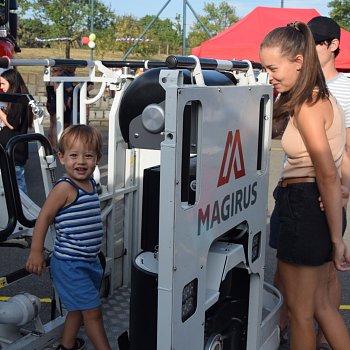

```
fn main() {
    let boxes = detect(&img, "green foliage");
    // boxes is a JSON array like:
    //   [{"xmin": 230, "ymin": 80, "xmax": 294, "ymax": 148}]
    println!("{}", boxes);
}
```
[
  {"xmin": 96, "ymin": 14, "xmax": 183, "ymax": 59},
  {"xmin": 187, "ymin": 1, "xmax": 239, "ymax": 48},
  {"xmin": 17, "ymin": 18, "xmax": 51, "ymax": 47},
  {"xmin": 116, "ymin": 16, "xmax": 152, "ymax": 56},
  {"xmin": 17, "ymin": 0, "xmax": 31, "ymax": 15},
  {"xmin": 328, "ymin": 0, "xmax": 350, "ymax": 31},
  {"xmin": 17, "ymin": 0, "xmax": 240, "ymax": 58},
  {"xmin": 21, "ymin": 0, "xmax": 116, "ymax": 57},
  {"xmin": 138, "ymin": 15, "xmax": 182, "ymax": 55},
  {"xmin": 93, "ymin": 24, "xmax": 119, "ymax": 59}
]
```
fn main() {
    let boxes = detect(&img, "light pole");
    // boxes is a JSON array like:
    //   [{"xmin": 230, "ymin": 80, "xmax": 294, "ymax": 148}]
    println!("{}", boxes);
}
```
[
  {"xmin": 90, "ymin": 0, "xmax": 94, "ymax": 59},
  {"xmin": 182, "ymin": 0, "xmax": 186, "ymax": 55}
]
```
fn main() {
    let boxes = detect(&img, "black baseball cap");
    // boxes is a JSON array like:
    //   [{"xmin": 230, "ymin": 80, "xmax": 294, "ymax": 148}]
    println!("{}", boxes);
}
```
[{"xmin": 307, "ymin": 16, "xmax": 341, "ymax": 42}]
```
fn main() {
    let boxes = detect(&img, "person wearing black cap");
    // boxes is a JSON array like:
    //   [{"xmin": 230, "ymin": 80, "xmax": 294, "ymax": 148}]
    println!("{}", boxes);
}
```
[
  {"xmin": 309, "ymin": 16, "xmax": 350, "ymax": 350},
  {"xmin": 308, "ymin": 15, "xmax": 341, "ymax": 44}
]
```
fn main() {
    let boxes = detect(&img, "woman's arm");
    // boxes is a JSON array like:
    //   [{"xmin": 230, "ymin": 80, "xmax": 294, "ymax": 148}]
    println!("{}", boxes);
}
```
[
  {"xmin": 296, "ymin": 99, "xmax": 350, "ymax": 271},
  {"xmin": 340, "ymin": 129, "xmax": 350, "ymax": 207},
  {"xmin": 0, "ymin": 109, "xmax": 14, "ymax": 130}
]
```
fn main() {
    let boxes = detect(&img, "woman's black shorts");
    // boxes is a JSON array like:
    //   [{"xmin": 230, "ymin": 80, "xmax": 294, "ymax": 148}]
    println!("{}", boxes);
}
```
[{"xmin": 275, "ymin": 182, "xmax": 345, "ymax": 266}]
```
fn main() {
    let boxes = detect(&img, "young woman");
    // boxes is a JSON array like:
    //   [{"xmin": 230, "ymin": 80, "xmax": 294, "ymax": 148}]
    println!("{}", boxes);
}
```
[
  {"xmin": 260, "ymin": 22, "xmax": 350, "ymax": 349},
  {"xmin": 0, "ymin": 68, "xmax": 33, "ymax": 194}
]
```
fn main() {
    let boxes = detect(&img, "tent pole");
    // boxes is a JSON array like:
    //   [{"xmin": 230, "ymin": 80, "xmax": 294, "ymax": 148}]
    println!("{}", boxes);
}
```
[
  {"xmin": 122, "ymin": 0, "xmax": 172, "ymax": 60},
  {"xmin": 122, "ymin": 0, "xmax": 210, "ymax": 59},
  {"xmin": 186, "ymin": 1, "xmax": 211, "ymax": 38}
]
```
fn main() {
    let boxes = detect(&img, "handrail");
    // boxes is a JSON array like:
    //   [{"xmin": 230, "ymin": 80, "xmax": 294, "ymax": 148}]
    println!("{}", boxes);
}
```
[
  {"xmin": 0, "ymin": 56, "xmax": 262, "ymax": 72},
  {"xmin": 6, "ymin": 133, "xmax": 54, "ymax": 228},
  {"xmin": 165, "ymin": 55, "xmax": 262, "ymax": 71},
  {"xmin": 0, "ymin": 57, "xmax": 95, "ymax": 69},
  {"xmin": 0, "ymin": 91, "xmax": 35, "ymax": 104},
  {"xmin": 0, "ymin": 57, "xmax": 166, "ymax": 69}
]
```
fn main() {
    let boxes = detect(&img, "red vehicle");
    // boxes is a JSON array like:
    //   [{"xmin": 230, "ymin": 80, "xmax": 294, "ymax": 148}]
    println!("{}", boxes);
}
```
[{"xmin": 0, "ymin": 0, "xmax": 19, "ymax": 58}]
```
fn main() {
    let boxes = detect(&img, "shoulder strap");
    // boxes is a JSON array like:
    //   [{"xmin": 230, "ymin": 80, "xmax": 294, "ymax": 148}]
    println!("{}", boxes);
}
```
[{"xmin": 54, "ymin": 176, "xmax": 79, "ymax": 190}]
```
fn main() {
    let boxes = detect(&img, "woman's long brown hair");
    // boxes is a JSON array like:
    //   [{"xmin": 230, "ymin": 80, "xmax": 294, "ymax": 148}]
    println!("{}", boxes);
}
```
[{"xmin": 260, "ymin": 21, "xmax": 328, "ymax": 120}]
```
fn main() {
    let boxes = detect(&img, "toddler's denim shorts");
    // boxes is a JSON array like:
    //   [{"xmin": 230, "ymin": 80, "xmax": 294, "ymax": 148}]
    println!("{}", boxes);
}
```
[{"xmin": 51, "ymin": 254, "xmax": 103, "ymax": 311}]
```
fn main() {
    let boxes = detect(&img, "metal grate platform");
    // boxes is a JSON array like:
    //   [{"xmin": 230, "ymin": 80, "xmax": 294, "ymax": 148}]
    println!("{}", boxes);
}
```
[{"xmin": 79, "ymin": 286, "xmax": 130, "ymax": 350}]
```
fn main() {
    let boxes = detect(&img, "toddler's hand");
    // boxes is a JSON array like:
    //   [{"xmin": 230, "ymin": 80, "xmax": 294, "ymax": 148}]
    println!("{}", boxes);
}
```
[{"xmin": 26, "ymin": 251, "xmax": 46, "ymax": 276}]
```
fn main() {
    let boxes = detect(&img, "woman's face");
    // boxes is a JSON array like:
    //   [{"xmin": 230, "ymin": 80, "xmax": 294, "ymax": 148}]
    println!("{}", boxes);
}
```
[
  {"xmin": 260, "ymin": 46, "xmax": 302, "ymax": 93},
  {"xmin": 0, "ymin": 77, "xmax": 10, "ymax": 92}
]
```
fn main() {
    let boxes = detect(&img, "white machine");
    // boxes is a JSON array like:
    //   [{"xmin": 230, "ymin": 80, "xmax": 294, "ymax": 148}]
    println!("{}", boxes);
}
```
[
  {"xmin": 119, "ymin": 56, "xmax": 281, "ymax": 350},
  {"xmin": 0, "ymin": 54, "xmax": 281, "ymax": 349}
]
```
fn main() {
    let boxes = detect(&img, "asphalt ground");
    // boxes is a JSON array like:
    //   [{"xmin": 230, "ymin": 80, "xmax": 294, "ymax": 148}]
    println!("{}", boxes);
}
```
[{"xmin": 0, "ymin": 132, "xmax": 349, "ymax": 349}]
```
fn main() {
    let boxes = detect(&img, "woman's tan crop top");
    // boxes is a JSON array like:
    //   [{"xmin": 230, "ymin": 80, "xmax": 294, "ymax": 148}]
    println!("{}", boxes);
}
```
[{"xmin": 281, "ymin": 95, "xmax": 345, "ymax": 179}]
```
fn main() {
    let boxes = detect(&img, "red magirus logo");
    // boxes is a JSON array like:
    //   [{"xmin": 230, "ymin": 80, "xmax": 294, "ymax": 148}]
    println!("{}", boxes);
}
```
[{"xmin": 217, "ymin": 130, "xmax": 246, "ymax": 187}]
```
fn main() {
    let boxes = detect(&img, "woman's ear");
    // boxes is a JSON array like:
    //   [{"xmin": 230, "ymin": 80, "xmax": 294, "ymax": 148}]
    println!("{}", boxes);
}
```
[{"xmin": 295, "ymin": 54, "xmax": 304, "ymax": 71}]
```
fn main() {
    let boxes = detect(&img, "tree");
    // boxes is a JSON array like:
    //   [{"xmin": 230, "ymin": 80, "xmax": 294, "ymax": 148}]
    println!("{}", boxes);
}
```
[
  {"xmin": 17, "ymin": 18, "xmax": 52, "ymax": 48},
  {"xmin": 19, "ymin": 0, "xmax": 116, "ymax": 58},
  {"xmin": 187, "ymin": 1, "xmax": 239, "ymax": 49},
  {"xmin": 95, "ymin": 14, "xmax": 182, "ymax": 59},
  {"xmin": 93, "ymin": 18, "xmax": 121, "ymax": 59},
  {"xmin": 113, "ymin": 15, "xmax": 150, "ymax": 57},
  {"xmin": 328, "ymin": 0, "xmax": 350, "ymax": 31},
  {"xmin": 139, "ymin": 15, "xmax": 182, "ymax": 55}
]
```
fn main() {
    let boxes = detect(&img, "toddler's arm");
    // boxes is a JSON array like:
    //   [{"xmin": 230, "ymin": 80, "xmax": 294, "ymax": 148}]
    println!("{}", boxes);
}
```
[{"xmin": 26, "ymin": 182, "xmax": 70, "ymax": 275}]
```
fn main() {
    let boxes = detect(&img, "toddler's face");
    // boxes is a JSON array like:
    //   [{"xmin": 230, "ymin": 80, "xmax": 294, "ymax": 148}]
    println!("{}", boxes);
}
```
[{"xmin": 58, "ymin": 139, "xmax": 98, "ymax": 182}]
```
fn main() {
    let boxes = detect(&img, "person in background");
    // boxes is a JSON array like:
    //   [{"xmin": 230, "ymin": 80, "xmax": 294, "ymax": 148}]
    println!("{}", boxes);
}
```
[
  {"xmin": 63, "ymin": 66, "xmax": 76, "ymax": 127},
  {"xmin": 0, "ymin": 68, "xmax": 33, "ymax": 194},
  {"xmin": 309, "ymin": 16, "xmax": 350, "ymax": 350},
  {"xmin": 308, "ymin": 16, "xmax": 350, "ymax": 200},
  {"xmin": 46, "ymin": 66, "xmax": 63, "ymax": 152},
  {"xmin": 260, "ymin": 21, "xmax": 350, "ymax": 350},
  {"xmin": 26, "ymin": 125, "xmax": 111, "ymax": 350}
]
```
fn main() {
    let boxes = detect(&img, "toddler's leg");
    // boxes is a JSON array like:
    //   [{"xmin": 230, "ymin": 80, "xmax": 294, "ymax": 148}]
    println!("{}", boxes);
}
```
[
  {"xmin": 82, "ymin": 307, "xmax": 111, "ymax": 350},
  {"xmin": 60, "ymin": 311, "xmax": 83, "ymax": 348}
]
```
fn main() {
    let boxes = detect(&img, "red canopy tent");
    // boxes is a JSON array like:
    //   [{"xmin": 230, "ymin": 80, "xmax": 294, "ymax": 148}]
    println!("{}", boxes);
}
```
[{"xmin": 192, "ymin": 7, "xmax": 350, "ymax": 71}]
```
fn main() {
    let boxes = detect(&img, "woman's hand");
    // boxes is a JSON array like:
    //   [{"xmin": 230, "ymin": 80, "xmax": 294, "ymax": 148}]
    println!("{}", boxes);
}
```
[
  {"xmin": 0, "ymin": 109, "xmax": 14, "ymax": 130},
  {"xmin": 341, "ymin": 185, "xmax": 350, "ymax": 208},
  {"xmin": 319, "ymin": 185, "xmax": 349, "ymax": 210},
  {"xmin": 332, "ymin": 240, "xmax": 350, "ymax": 271}
]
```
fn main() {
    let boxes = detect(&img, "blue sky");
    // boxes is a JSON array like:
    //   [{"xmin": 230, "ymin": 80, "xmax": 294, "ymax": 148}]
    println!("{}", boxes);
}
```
[{"xmin": 103, "ymin": 1, "xmax": 330, "ymax": 23}]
